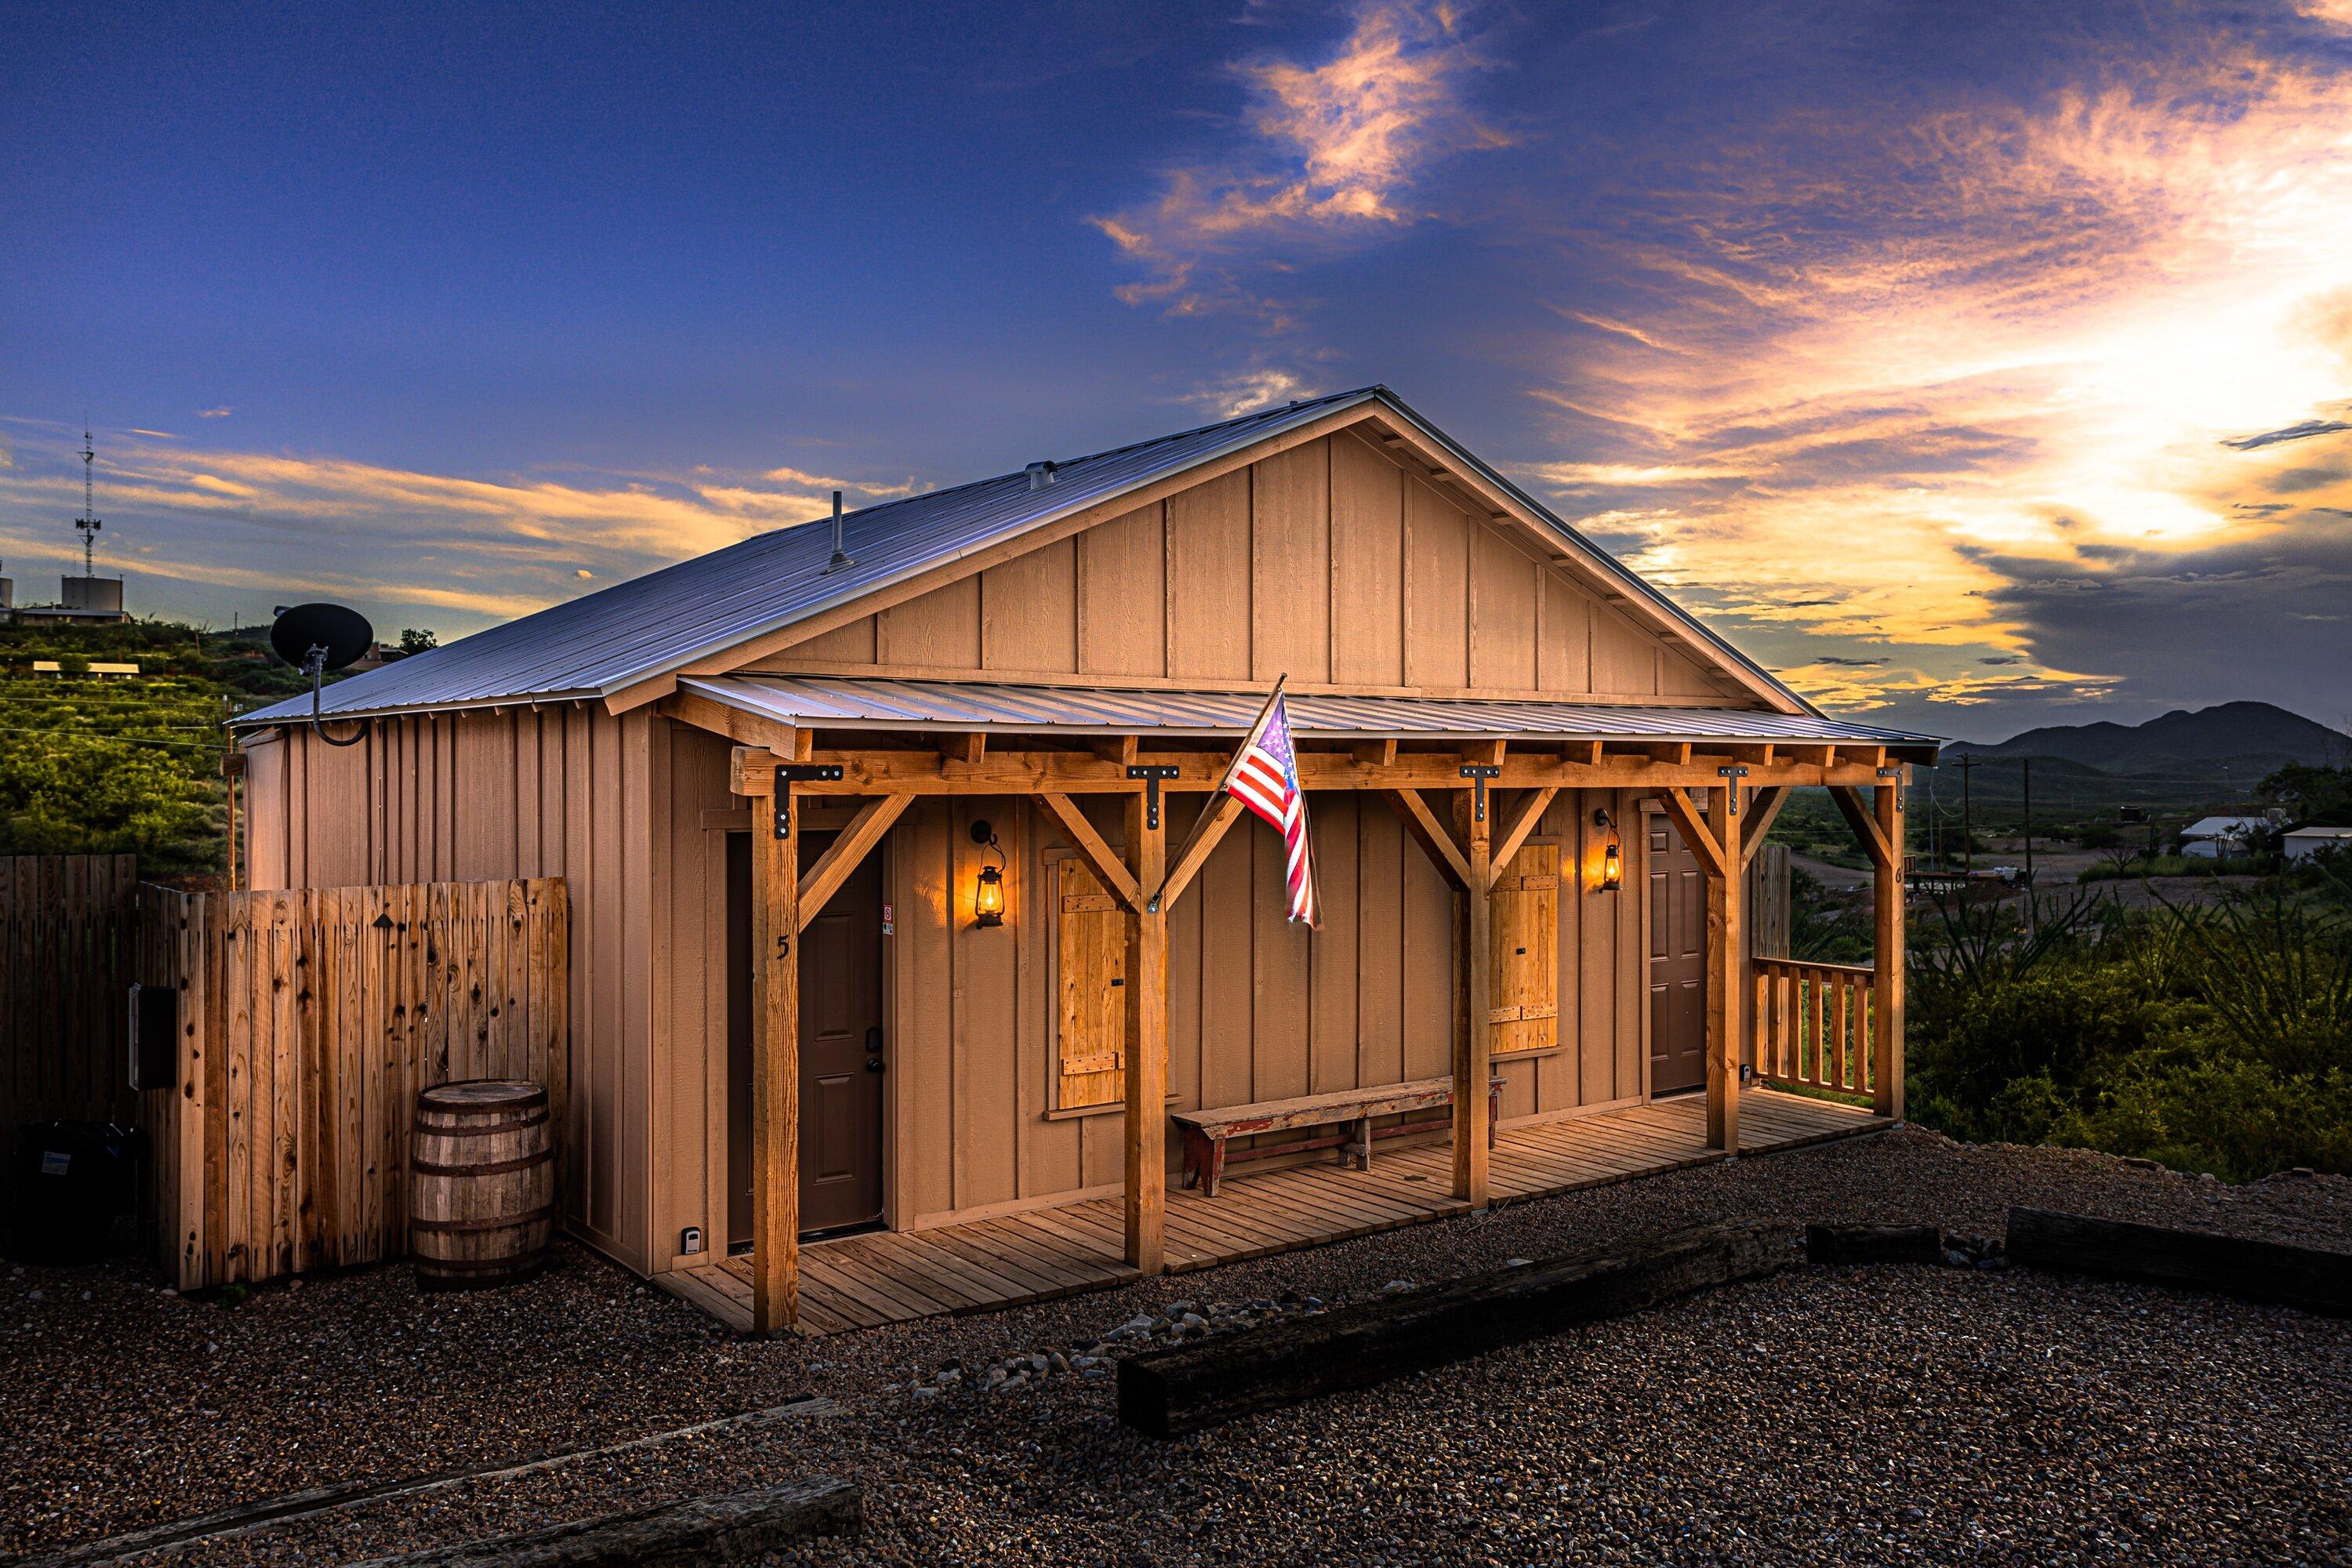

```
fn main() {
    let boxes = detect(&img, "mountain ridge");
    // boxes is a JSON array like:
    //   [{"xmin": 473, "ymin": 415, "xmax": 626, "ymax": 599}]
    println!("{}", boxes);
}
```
[{"xmin": 1949, "ymin": 701, "xmax": 2350, "ymax": 779}]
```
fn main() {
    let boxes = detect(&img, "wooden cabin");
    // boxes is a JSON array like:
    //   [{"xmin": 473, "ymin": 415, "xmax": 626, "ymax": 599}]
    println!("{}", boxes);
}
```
[{"xmin": 236, "ymin": 387, "xmax": 1939, "ymax": 1334}]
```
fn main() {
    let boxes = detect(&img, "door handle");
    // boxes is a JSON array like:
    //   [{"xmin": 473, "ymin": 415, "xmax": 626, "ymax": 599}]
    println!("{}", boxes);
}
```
[{"xmin": 865, "ymin": 1057, "xmax": 885, "ymax": 1073}]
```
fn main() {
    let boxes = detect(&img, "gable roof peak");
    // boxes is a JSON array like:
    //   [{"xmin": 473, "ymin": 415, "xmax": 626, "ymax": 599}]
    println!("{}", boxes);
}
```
[{"xmin": 240, "ymin": 384, "xmax": 1809, "ymax": 728}]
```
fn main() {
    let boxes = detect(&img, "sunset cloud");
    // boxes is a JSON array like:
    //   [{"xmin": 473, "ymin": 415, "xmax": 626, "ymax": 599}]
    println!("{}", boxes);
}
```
[
  {"xmin": 0, "ymin": 426, "xmax": 913, "ymax": 632},
  {"xmin": 1094, "ymin": 1, "xmax": 1505, "ymax": 318},
  {"xmin": 1511, "ymin": 3, "xmax": 2352, "ymax": 722}
]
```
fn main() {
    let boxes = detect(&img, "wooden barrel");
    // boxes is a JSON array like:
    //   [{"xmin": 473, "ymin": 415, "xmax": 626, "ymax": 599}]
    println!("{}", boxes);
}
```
[{"xmin": 411, "ymin": 1080, "xmax": 554, "ymax": 1290}]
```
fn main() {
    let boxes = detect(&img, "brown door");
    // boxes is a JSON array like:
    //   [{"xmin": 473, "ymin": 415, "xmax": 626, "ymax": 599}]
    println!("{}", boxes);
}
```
[
  {"xmin": 1647, "ymin": 809, "xmax": 1708, "ymax": 1094},
  {"xmin": 728, "ymin": 830, "xmax": 887, "ymax": 1248}
]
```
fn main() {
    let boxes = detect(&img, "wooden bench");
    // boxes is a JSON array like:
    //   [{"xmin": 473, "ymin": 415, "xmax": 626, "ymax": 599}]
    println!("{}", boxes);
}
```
[{"xmin": 1171, "ymin": 1076, "xmax": 1505, "ymax": 1198}]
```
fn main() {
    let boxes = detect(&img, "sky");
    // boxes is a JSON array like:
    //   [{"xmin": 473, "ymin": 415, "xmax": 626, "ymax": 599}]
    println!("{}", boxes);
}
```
[{"xmin": 4, "ymin": 0, "xmax": 2350, "ymax": 742}]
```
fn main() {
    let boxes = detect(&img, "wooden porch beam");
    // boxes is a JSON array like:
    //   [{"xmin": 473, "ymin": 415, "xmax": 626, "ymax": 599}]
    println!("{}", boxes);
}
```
[
  {"xmin": 1452, "ymin": 788, "xmax": 1494, "ymax": 1207},
  {"xmin": 1380, "ymin": 788, "xmax": 1472, "ymax": 891},
  {"xmin": 1463, "ymin": 738, "xmax": 1506, "ymax": 769},
  {"xmin": 944, "ymin": 731, "xmax": 987, "ymax": 765},
  {"xmin": 1350, "ymin": 738, "xmax": 1399, "ymax": 768},
  {"xmin": 797, "ymin": 793, "xmax": 915, "ymax": 920},
  {"xmin": 1091, "ymin": 735, "xmax": 1142, "ymax": 767},
  {"xmin": 1740, "ymin": 786, "xmax": 1790, "ymax": 871},
  {"xmin": 1703, "ymin": 780, "xmax": 1744, "ymax": 1153},
  {"xmin": 1159, "ymin": 793, "xmax": 1247, "ymax": 912},
  {"xmin": 1872, "ymin": 781, "xmax": 1906, "ymax": 1120},
  {"xmin": 1655, "ymin": 787, "xmax": 1728, "ymax": 881},
  {"xmin": 750, "ymin": 783, "xmax": 800, "ymax": 1336},
  {"xmin": 659, "ymin": 691, "xmax": 800, "ymax": 757},
  {"xmin": 1123, "ymin": 790, "xmax": 1169, "ymax": 1272},
  {"xmin": 782, "ymin": 747, "xmax": 1902, "ymax": 795},
  {"xmin": 1828, "ymin": 785, "xmax": 1896, "ymax": 869},
  {"xmin": 1038, "ymin": 791, "xmax": 1143, "ymax": 913},
  {"xmin": 1491, "ymin": 786, "xmax": 1559, "ymax": 877}
]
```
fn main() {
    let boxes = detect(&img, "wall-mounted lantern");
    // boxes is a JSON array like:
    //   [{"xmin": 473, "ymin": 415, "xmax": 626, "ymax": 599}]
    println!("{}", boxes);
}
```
[
  {"xmin": 970, "ymin": 818, "xmax": 1007, "ymax": 927},
  {"xmin": 1592, "ymin": 808, "xmax": 1623, "ymax": 893}
]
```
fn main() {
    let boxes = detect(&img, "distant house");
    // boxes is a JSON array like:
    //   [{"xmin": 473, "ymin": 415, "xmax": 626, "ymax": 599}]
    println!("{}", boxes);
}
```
[
  {"xmin": 2180, "ymin": 815, "xmax": 2269, "ymax": 858},
  {"xmin": 2284, "ymin": 826, "xmax": 2352, "ymax": 862}
]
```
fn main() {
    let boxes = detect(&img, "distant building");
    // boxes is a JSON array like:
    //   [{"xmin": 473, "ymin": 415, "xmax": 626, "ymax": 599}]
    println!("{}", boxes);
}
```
[
  {"xmin": 3, "ymin": 568, "xmax": 130, "ymax": 626},
  {"xmin": 2284, "ymin": 826, "xmax": 2352, "ymax": 862},
  {"xmin": 2180, "ymin": 815, "xmax": 2269, "ymax": 858}
]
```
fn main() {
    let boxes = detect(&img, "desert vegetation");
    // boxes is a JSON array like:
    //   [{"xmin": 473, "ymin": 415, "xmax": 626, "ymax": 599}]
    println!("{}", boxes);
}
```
[{"xmin": 1905, "ymin": 869, "xmax": 2352, "ymax": 1180}]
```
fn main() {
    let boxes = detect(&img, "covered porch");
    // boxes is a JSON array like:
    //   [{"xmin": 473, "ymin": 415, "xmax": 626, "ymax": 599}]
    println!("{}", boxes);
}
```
[
  {"xmin": 660, "ymin": 673, "xmax": 1929, "ymax": 1337},
  {"xmin": 659, "ymin": 1081, "xmax": 1885, "ymax": 1335}
]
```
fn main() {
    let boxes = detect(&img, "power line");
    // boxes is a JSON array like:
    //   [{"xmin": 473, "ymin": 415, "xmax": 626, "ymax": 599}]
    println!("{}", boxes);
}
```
[{"xmin": 0, "ymin": 723, "xmax": 227, "ymax": 753}]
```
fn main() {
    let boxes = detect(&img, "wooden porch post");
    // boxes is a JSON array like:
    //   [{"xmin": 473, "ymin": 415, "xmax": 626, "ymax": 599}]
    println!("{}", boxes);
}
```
[
  {"xmin": 1451, "ymin": 788, "xmax": 1494, "ymax": 1207},
  {"xmin": 1872, "ymin": 777, "xmax": 1906, "ymax": 1120},
  {"xmin": 1704, "ymin": 780, "xmax": 1744, "ymax": 1154},
  {"xmin": 750, "ymin": 770, "xmax": 800, "ymax": 1336},
  {"xmin": 1123, "ymin": 789, "xmax": 1168, "ymax": 1271}
]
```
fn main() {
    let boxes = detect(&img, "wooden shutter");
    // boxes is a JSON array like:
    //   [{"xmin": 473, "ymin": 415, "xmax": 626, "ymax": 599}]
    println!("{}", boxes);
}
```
[
  {"xmin": 1489, "ymin": 841, "xmax": 1560, "ymax": 1055},
  {"xmin": 1056, "ymin": 858, "xmax": 1127, "ymax": 1109}
]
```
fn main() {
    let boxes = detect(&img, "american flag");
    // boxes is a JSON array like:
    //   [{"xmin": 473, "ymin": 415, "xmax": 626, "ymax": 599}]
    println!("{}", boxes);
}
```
[{"xmin": 1225, "ymin": 683, "xmax": 1319, "ymax": 927}]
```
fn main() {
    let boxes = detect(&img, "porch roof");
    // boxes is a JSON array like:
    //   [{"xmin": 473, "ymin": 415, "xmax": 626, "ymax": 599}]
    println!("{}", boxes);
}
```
[{"xmin": 677, "ymin": 674, "xmax": 1942, "ymax": 757}]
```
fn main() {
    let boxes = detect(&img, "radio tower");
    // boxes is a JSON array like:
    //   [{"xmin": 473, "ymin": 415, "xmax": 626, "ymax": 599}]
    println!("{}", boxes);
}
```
[{"xmin": 74, "ymin": 423, "xmax": 103, "ymax": 575}]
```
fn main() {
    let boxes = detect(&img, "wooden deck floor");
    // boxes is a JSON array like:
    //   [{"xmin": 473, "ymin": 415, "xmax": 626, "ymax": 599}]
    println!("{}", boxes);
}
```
[{"xmin": 657, "ymin": 1088, "xmax": 1884, "ymax": 1336}]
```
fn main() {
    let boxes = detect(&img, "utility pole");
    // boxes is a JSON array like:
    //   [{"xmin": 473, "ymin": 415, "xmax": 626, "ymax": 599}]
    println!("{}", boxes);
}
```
[
  {"xmin": 2021, "ymin": 756, "xmax": 2034, "ymax": 936},
  {"xmin": 2021, "ymin": 757, "xmax": 2034, "ymax": 887},
  {"xmin": 1955, "ymin": 756, "xmax": 1980, "ymax": 879}
]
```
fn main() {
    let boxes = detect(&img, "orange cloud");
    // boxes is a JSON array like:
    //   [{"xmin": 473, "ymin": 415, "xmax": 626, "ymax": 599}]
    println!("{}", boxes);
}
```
[
  {"xmin": 1530, "ymin": 30, "xmax": 2352, "ymax": 718},
  {"xmin": 1094, "ymin": 2, "xmax": 1505, "ymax": 319},
  {"xmin": 0, "ymin": 429, "xmax": 914, "ymax": 632}
]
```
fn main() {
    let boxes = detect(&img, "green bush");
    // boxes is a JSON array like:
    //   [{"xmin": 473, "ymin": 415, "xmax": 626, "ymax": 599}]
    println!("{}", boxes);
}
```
[{"xmin": 1907, "ymin": 886, "xmax": 2352, "ymax": 1180}]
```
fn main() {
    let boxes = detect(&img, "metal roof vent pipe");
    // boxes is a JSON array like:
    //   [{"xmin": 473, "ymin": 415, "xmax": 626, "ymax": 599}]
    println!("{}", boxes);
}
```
[
  {"xmin": 826, "ymin": 490, "xmax": 853, "ymax": 572},
  {"xmin": 1025, "ymin": 460, "xmax": 1058, "ymax": 491}
]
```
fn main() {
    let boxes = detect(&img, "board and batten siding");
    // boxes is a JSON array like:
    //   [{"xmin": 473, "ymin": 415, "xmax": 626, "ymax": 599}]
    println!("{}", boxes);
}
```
[
  {"xmin": 887, "ymin": 786, "xmax": 1645, "ymax": 1228},
  {"xmin": 753, "ymin": 429, "xmax": 1736, "ymax": 704},
  {"xmin": 238, "ymin": 705, "xmax": 657, "ymax": 1275},
  {"xmin": 648, "ymin": 717, "xmax": 1647, "ymax": 1244}
]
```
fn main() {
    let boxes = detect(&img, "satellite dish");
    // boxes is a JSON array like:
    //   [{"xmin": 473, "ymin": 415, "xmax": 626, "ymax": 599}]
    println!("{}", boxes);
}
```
[
  {"xmin": 269, "ymin": 602, "xmax": 374, "ymax": 673},
  {"xmin": 268, "ymin": 601, "xmax": 375, "ymax": 748}
]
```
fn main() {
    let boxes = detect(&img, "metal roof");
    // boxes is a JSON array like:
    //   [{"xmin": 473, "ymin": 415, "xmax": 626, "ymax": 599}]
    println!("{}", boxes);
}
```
[
  {"xmin": 241, "ymin": 387, "xmax": 1808, "ymax": 728},
  {"xmin": 678, "ymin": 675, "xmax": 1944, "ymax": 754}
]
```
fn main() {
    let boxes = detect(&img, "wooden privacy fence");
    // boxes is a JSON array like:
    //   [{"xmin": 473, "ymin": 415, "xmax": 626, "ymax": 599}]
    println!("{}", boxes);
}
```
[
  {"xmin": 138, "ymin": 877, "xmax": 569, "ymax": 1290},
  {"xmin": 2, "ymin": 855, "xmax": 140, "ymax": 1138},
  {"xmin": 1752, "ymin": 957, "xmax": 1876, "ymax": 1101}
]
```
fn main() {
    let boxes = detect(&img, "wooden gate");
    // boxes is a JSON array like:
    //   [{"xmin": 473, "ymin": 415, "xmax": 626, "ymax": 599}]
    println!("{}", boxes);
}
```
[
  {"xmin": 1, "ymin": 855, "xmax": 140, "ymax": 1138},
  {"xmin": 138, "ymin": 877, "xmax": 569, "ymax": 1290}
]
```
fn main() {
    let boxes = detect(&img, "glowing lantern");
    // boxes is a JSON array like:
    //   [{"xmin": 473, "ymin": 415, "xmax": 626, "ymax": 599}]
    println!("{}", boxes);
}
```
[{"xmin": 971, "ymin": 819, "xmax": 1007, "ymax": 927}]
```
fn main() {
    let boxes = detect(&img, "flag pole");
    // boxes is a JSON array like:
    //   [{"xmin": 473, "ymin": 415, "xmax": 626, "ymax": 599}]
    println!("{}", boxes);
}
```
[
  {"xmin": 1212, "ymin": 673, "xmax": 1288, "ymax": 797},
  {"xmin": 1167, "ymin": 675, "xmax": 1289, "ymax": 902}
]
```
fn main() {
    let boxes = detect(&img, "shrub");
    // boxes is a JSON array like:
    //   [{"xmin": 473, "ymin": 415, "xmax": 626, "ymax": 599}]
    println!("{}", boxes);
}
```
[{"xmin": 1906, "ymin": 888, "xmax": 2352, "ymax": 1179}]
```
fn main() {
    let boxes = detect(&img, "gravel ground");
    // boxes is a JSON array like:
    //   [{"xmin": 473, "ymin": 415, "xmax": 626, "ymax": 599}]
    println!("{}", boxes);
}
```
[{"xmin": 5, "ymin": 1124, "xmax": 2347, "ymax": 1566}]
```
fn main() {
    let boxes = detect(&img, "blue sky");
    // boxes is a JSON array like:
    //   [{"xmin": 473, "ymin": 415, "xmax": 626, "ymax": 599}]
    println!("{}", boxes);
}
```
[{"xmin": 5, "ymin": 0, "xmax": 2350, "ymax": 740}]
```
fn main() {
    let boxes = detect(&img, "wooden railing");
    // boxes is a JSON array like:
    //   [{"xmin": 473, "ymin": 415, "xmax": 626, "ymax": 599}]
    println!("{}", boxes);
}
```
[{"xmin": 1752, "ymin": 958, "xmax": 1875, "ymax": 1100}]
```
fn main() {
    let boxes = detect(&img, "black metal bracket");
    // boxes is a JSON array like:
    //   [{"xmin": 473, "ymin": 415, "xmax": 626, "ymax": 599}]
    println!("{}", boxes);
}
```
[
  {"xmin": 770, "ymin": 763, "xmax": 845, "ymax": 837},
  {"xmin": 1459, "ymin": 764, "xmax": 1502, "ymax": 822},
  {"xmin": 1716, "ymin": 764, "xmax": 1750, "ymax": 815},
  {"xmin": 1876, "ymin": 764, "xmax": 1904, "ymax": 810},
  {"xmin": 1127, "ymin": 764, "xmax": 1181, "ymax": 830}
]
